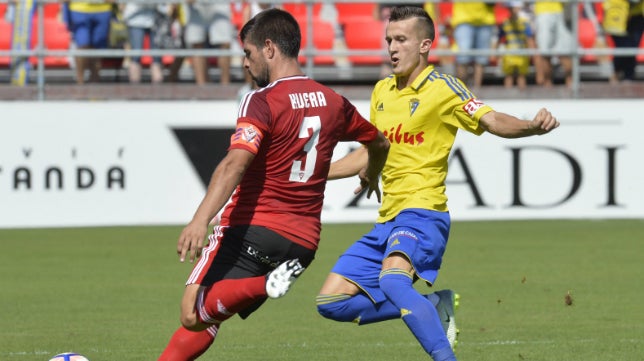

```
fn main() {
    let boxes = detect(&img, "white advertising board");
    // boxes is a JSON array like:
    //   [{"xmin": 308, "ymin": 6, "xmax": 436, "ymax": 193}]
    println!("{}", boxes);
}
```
[{"xmin": 0, "ymin": 100, "xmax": 642, "ymax": 228}]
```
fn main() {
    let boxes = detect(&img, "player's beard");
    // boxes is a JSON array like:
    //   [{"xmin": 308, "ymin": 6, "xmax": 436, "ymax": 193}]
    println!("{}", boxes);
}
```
[{"xmin": 251, "ymin": 66, "xmax": 270, "ymax": 88}]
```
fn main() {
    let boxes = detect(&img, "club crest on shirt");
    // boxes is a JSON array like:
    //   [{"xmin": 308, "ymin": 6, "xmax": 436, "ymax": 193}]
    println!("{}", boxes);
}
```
[
  {"xmin": 242, "ymin": 125, "xmax": 258, "ymax": 142},
  {"xmin": 463, "ymin": 98, "xmax": 484, "ymax": 117},
  {"xmin": 409, "ymin": 98, "xmax": 420, "ymax": 117}
]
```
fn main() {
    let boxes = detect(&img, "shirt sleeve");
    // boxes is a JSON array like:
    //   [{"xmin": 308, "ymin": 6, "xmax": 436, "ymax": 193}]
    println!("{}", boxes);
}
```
[
  {"xmin": 228, "ymin": 121, "xmax": 265, "ymax": 154},
  {"xmin": 229, "ymin": 93, "xmax": 271, "ymax": 154},
  {"xmin": 341, "ymin": 96, "xmax": 380, "ymax": 144}
]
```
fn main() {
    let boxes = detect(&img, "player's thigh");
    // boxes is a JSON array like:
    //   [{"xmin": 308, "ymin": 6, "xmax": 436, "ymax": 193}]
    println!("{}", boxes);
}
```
[
  {"xmin": 382, "ymin": 253, "xmax": 413, "ymax": 273},
  {"xmin": 325, "ymin": 223, "xmax": 390, "ymax": 300},
  {"xmin": 181, "ymin": 284, "xmax": 203, "ymax": 314},
  {"xmin": 319, "ymin": 272, "xmax": 360, "ymax": 295},
  {"xmin": 200, "ymin": 225, "xmax": 316, "ymax": 286},
  {"xmin": 179, "ymin": 284, "xmax": 206, "ymax": 328},
  {"xmin": 386, "ymin": 209, "xmax": 450, "ymax": 285}
]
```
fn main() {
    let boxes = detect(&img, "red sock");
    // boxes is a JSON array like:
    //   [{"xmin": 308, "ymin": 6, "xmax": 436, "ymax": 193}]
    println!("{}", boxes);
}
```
[
  {"xmin": 158, "ymin": 325, "xmax": 217, "ymax": 361},
  {"xmin": 200, "ymin": 276, "xmax": 267, "ymax": 323}
]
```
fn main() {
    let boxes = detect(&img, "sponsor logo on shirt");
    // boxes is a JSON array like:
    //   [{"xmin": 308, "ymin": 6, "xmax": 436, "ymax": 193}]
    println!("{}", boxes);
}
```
[
  {"xmin": 463, "ymin": 98, "xmax": 484, "ymax": 116},
  {"xmin": 383, "ymin": 123, "xmax": 425, "ymax": 146}
]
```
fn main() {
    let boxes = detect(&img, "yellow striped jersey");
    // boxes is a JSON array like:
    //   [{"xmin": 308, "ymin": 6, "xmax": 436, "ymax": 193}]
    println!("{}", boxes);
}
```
[{"xmin": 370, "ymin": 65, "xmax": 493, "ymax": 222}]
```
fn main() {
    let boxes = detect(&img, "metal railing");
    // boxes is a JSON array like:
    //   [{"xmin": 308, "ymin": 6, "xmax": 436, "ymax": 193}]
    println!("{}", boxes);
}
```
[{"xmin": 1, "ymin": 0, "xmax": 642, "ymax": 100}]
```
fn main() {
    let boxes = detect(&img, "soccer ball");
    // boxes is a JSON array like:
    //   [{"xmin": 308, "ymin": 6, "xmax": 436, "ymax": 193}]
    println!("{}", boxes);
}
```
[{"xmin": 48, "ymin": 352, "xmax": 89, "ymax": 361}]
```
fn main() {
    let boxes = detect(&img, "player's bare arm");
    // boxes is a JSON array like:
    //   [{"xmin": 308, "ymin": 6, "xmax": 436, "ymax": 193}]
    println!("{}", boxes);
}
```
[
  {"xmin": 361, "ymin": 131, "xmax": 390, "ymax": 203},
  {"xmin": 177, "ymin": 149, "xmax": 255, "ymax": 263},
  {"xmin": 479, "ymin": 107, "xmax": 560, "ymax": 138},
  {"xmin": 327, "ymin": 146, "xmax": 368, "ymax": 180}
]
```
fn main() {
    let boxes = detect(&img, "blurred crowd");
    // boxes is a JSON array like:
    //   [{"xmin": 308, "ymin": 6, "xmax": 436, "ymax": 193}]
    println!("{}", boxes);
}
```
[{"xmin": 1, "ymin": 0, "xmax": 643, "ymax": 88}]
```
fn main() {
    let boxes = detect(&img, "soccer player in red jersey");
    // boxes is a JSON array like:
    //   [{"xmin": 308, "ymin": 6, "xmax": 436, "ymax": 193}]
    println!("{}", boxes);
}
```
[{"xmin": 158, "ymin": 8, "xmax": 389, "ymax": 361}]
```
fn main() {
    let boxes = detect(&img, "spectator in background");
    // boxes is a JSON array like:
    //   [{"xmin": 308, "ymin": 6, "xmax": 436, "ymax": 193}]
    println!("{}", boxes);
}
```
[
  {"xmin": 603, "ymin": 0, "xmax": 644, "ymax": 83},
  {"xmin": 182, "ymin": 0, "xmax": 233, "ymax": 85},
  {"xmin": 65, "ymin": 0, "xmax": 113, "ymax": 84},
  {"xmin": 123, "ymin": 3, "xmax": 172, "ymax": 84},
  {"xmin": 496, "ymin": 1, "xmax": 535, "ymax": 90},
  {"xmin": 450, "ymin": 1, "xmax": 496, "ymax": 88},
  {"xmin": 533, "ymin": 1, "xmax": 573, "ymax": 87}
]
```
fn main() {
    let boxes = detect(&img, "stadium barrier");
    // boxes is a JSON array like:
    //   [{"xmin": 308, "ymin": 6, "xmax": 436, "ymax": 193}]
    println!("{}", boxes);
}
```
[
  {"xmin": 1, "ymin": 99, "xmax": 642, "ymax": 228},
  {"xmin": 0, "ymin": 0, "xmax": 643, "ymax": 99}
]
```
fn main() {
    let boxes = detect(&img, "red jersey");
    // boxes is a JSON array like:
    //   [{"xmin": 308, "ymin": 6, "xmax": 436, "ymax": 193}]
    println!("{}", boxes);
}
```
[{"xmin": 219, "ymin": 75, "xmax": 379, "ymax": 250}]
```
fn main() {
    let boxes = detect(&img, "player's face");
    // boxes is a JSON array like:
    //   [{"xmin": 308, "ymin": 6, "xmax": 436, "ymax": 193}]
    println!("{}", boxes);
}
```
[
  {"xmin": 385, "ymin": 18, "xmax": 430, "ymax": 81},
  {"xmin": 243, "ymin": 41, "xmax": 270, "ymax": 88}
]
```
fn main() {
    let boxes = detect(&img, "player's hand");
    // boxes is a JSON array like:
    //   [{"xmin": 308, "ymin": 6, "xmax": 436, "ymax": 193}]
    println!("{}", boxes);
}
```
[
  {"xmin": 356, "ymin": 168, "xmax": 382, "ymax": 203},
  {"xmin": 530, "ymin": 108, "xmax": 560, "ymax": 135},
  {"xmin": 177, "ymin": 221, "xmax": 207, "ymax": 263}
]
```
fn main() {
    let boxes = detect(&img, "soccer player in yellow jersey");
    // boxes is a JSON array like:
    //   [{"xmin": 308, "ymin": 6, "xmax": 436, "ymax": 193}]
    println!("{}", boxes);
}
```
[{"xmin": 316, "ymin": 7, "xmax": 559, "ymax": 361}]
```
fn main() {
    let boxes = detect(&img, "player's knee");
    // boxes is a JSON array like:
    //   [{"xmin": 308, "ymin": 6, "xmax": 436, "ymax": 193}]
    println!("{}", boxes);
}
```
[
  {"xmin": 379, "ymin": 269, "xmax": 413, "ymax": 302},
  {"xmin": 179, "ymin": 312, "xmax": 199, "ymax": 330},
  {"xmin": 316, "ymin": 295, "xmax": 356, "ymax": 322}
]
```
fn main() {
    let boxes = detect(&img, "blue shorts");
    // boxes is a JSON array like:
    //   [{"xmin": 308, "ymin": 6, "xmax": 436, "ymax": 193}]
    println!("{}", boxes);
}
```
[
  {"xmin": 330, "ymin": 209, "xmax": 450, "ymax": 303},
  {"xmin": 69, "ymin": 10, "xmax": 112, "ymax": 48}
]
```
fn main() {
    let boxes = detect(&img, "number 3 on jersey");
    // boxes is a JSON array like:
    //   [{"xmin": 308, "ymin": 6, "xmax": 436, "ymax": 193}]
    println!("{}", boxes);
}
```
[{"xmin": 289, "ymin": 116, "xmax": 321, "ymax": 183}]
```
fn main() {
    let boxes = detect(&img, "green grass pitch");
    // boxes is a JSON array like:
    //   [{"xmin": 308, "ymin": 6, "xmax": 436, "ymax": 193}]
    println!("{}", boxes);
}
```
[{"xmin": 1, "ymin": 220, "xmax": 642, "ymax": 360}]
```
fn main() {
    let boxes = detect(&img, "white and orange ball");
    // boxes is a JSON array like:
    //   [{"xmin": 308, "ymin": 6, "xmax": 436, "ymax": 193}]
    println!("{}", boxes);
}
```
[{"xmin": 48, "ymin": 353, "xmax": 89, "ymax": 361}]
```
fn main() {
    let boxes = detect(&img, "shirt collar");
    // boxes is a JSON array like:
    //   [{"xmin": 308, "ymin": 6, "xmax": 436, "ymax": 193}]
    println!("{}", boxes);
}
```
[{"xmin": 389, "ymin": 65, "xmax": 436, "ymax": 92}]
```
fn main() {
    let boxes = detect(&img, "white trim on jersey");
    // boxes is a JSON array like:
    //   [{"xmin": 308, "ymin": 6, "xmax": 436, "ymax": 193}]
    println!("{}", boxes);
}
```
[
  {"xmin": 237, "ymin": 75, "xmax": 310, "ymax": 118},
  {"xmin": 186, "ymin": 226, "xmax": 225, "ymax": 285}
]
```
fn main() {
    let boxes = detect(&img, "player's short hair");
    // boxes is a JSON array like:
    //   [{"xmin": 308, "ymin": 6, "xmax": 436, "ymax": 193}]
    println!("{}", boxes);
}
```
[
  {"xmin": 389, "ymin": 6, "xmax": 435, "ymax": 42},
  {"xmin": 239, "ymin": 8, "xmax": 301, "ymax": 59}
]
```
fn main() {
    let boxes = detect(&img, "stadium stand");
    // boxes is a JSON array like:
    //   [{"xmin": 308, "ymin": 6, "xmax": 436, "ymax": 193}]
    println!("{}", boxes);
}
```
[
  {"xmin": 29, "ymin": 18, "xmax": 71, "ymax": 68},
  {"xmin": 283, "ymin": 2, "xmax": 323, "ymax": 21},
  {"xmin": 140, "ymin": 35, "xmax": 175, "ymax": 68},
  {"xmin": 0, "ymin": 0, "xmax": 642, "ymax": 96},
  {"xmin": 578, "ymin": 17, "xmax": 598, "ymax": 63},
  {"xmin": 298, "ymin": 18, "xmax": 336, "ymax": 65},
  {"xmin": 343, "ymin": 17, "xmax": 385, "ymax": 65},
  {"xmin": 0, "ymin": 17, "xmax": 11, "ymax": 68},
  {"xmin": 41, "ymin": 2, "xmax": 60, "ymax": 19},
  {"xmin": 336, "ymin": 2, "xmax": 377, "ymax": 26}
]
